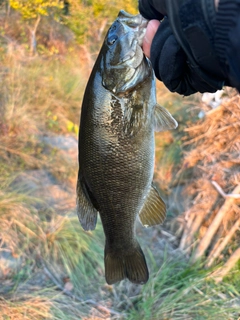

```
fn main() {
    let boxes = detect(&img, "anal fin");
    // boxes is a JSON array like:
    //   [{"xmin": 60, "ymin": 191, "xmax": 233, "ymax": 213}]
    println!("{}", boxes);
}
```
[
  {"xmin": 76, "ymin": 172, "xmax": 98, "ymax": 231},
  {"xmin": 139, "ymin": 184, "xmax": 166, "ymax": 227}
]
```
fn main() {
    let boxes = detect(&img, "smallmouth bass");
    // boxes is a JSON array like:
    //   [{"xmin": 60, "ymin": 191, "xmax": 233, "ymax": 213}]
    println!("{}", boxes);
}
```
[{"xmin": 77, "ymin": 10, "xmax": 178, "ymax": 285}]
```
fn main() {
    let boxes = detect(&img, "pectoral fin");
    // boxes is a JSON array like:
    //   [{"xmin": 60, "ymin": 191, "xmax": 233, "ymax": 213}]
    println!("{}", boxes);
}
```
[
  {"xmin": 76, "ymin": 172, "xmax": 98, "ymax": 231},
  {"xmin": 154, "ymin": 104, "xmax": 178, "ymax": 132},
  {"xmin": 139, "ymin": 185, "xmax": 166, "ymax": 227}
]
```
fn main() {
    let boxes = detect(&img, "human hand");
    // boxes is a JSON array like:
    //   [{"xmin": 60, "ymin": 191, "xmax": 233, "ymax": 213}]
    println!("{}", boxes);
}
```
[
  {"xmin": 142, "ymin": 20, "xmax": 160, "ymax": 58},
  {"xmin": 139, "ymin": 0, "xmax": 227, "ymax": 95},
  {"xmin": 142, "ymin": 0, "xmax": 220, "ymax": 58}
]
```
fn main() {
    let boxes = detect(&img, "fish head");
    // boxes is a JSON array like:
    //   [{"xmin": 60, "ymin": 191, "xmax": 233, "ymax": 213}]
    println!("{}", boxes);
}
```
[{"xmin": 101, "ymin": 10, "xmax": 151, "ymax": 95}]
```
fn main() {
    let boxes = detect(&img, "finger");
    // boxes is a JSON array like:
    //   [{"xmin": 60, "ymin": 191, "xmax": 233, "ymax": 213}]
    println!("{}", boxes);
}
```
[{"xmin": 142, "ymin": 19, "xmax": 160, "ymax": 58}]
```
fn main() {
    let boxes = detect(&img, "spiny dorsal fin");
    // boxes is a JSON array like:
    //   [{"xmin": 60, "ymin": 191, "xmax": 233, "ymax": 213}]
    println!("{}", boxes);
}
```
[
  {"xmin": 139, "ymin": 184, "xmax": 166, "ymax": 227},
  {"xmin": 154, "ymin": 104, "xmax": 178, "ymax": 132}
]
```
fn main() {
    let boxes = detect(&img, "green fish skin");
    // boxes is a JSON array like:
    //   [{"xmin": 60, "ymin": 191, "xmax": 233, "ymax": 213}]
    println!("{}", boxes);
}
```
[{"xmin": 77, "ymin": 10, "xmax": 178, "ymax": 285}]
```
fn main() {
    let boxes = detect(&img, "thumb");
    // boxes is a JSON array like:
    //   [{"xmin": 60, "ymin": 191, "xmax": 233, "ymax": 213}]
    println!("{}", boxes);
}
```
[{"xmin": 142, "ymin": 19, "xmax": 160, "ymax": 58}]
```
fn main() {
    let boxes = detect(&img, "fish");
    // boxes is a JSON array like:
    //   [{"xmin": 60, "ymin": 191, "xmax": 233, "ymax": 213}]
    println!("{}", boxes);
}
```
[{"xmin": 76, "ymin": 10, "xmax": 178, "ymax": 285}]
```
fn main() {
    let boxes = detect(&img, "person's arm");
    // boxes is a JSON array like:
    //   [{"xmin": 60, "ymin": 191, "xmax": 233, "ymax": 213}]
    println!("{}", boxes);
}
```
[
  {"xmin": 214, "ymin": 0, "xmax": 240, "ymax": 91},
  {"xmin": 139, "ymin": 0, "xmax": 240, "ymax": 95}
]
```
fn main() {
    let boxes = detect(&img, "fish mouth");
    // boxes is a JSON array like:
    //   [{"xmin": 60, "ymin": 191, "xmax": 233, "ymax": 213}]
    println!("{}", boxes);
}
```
[
  {"xmin": 117, "ymin": 10, "xmax": 148, "ymax": 47},
  {"xmin": 106, "ymin": 11, "xmax": 148, "ymax": 68},
  {"xmin": 102, "ymin": 11, "xmax": 150, "ymax": 94},
  {"xmin": 115, "ymin": 11, "xmax": 148, "ymax": 67},
  {"xmin": 117, "ymin": 38, "xmax": 142, "ymax": 66}
]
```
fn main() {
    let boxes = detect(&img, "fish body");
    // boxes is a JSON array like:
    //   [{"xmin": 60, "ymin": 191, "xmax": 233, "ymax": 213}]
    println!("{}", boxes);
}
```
[{"xmin": 77, "ymin": 11, "xmax": 177, "ymax": 284}]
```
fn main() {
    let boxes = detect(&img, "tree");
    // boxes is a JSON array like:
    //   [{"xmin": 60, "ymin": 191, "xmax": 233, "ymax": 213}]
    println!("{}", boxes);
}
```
[
  {"xmin": 61, "ymin": 0, "xmax": 138, "ymax": 47},
  {"xmin": 10, "ymin": 0, "xmax": 63, "ymax": 55}
]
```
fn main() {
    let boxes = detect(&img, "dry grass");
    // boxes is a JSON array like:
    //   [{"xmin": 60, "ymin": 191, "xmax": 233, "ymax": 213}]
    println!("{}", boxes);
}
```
[
  {"xmin": 172, "ymin": 91, "xmax": 240, "ymax": 280},
  {"xmin": 154, "ymin": 83, "xmax": 199, "ymax": 193},
  {"xmin": 0, "ymin": 52, "xmax": 87, "ymax": 133},
  {"xmin": 0, "ymin": 296, "xmax": 53, "ymax": 320}
]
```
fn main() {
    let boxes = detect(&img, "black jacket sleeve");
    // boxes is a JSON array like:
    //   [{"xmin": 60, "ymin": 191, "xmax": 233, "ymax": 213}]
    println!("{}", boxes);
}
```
[
  {"xmin": 139, "ymin": 0, "xmax": 240, "ymax": 93},
  {"xmin": 215, "ymin": 0, "xmax": 240, "ymax": 91}
]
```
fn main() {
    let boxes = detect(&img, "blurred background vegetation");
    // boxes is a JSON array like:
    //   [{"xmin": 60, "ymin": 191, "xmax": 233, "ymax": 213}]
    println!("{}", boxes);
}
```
[{"xmin": 0, "ymin": 0, "xmax": 240, "ymax": 319}]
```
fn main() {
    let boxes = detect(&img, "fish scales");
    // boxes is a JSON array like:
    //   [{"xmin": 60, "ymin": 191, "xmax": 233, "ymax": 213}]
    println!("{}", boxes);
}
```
[{"xmin": 77, "ymin": 10, "xmax": 178, "ymax": 284}]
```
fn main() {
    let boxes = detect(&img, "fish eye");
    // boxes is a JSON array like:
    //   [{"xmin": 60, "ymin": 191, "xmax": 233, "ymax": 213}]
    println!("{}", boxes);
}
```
[{"xmin": 107, "ymin": 35, "xmax": 118, "ymax": 45}]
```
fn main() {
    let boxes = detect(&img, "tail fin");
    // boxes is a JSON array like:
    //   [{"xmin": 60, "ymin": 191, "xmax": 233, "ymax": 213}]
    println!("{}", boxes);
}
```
[{"xmin": 104, "ymin": 243, "xmax": 149, "ymax": 285}]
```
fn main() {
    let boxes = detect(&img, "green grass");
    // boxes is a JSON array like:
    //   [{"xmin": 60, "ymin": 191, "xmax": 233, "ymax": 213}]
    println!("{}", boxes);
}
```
[
  {"xmin": 127, "ymin": 258, "xmax": 240, "ymax": 319},
  {"xmin": 1, "ymin": 53, "xmax": 85, "ymax": 133}
]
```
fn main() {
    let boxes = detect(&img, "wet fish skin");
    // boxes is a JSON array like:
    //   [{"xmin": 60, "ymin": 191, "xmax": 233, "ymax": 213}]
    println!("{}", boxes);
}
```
[{"xmin": 77, "ymin": 10, "xmax": 178, "ymax": 285}]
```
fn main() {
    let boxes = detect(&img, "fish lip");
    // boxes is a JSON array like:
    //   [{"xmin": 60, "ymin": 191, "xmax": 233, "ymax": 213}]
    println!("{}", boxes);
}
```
[
  {"xmin": 117, "ymin": 10, "xmax": 148, "ymax": 47},
  {"xmin": 137, "ymin": 29, "xmax": 146, "ymax": 47},
  {"xmin": 117, "ymin": 10, "xmax": 148, "ymax": 28}
]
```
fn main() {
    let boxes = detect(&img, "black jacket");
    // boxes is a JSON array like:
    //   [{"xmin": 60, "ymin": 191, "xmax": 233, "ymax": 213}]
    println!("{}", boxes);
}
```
[
  {"xmin": 139, "ymin": 0, "xmax": 240, "ymax": 93},
  {"xmin": 215, "ymin": 0, "xmax": 240, "ymax": 91}
]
